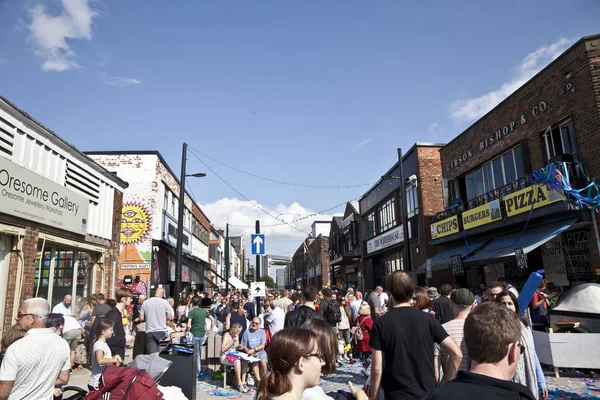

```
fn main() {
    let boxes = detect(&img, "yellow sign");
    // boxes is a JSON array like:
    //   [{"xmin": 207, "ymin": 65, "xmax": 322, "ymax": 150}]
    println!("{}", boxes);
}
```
[
  {"xmin": 462, "ymin": 200, "xmax": 502, "ymax": 230},
  {"xmin": 431, "ymin": 215, "xmax": 459, "ymax": 239},
  {"xmin": 504, "ymin": 184, "xmax": 563, "ymax": 217}
]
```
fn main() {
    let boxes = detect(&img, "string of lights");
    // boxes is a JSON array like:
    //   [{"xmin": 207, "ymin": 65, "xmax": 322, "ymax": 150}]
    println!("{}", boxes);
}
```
[
  {"xmin": 228, "ymin": 196, "xmax": 361, "ymax": 229},
  {"xmin": 187, "ymin": 148, "xmax": 312, "ymax": 235},
  {"xmin": 188, "ymin": 146, "xmax": 374, "ymax": 190}
]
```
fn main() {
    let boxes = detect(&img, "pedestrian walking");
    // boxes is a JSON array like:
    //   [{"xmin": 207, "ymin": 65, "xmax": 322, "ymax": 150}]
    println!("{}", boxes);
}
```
[
  {"xmin": 368, "ymin": 271, "xmax": 462, "ymax": 400},
  {"xmin": 187, "ymin": 296, "xmax": 215, "ymax": 378},
  {"xmin": 422, "ymin": 303, "xmax": 535, "ymax": 400},
  {"xmin": 354, "ymin": 302, "xmax": 373, "ymax": 376},
  {"xmin": 0, "ymin": 298, "xmax": 70, "ymax": 400},
  {"xmin": 255, "ymin": 328, "xmax": 323, "ymax": 400},
  {"xmin": 140, "ymin": 287, "xmax": 173, "ymax": 355},
  {"xmin": 497, "ymin": 290, "xmax": 548, "ymax": 399}
]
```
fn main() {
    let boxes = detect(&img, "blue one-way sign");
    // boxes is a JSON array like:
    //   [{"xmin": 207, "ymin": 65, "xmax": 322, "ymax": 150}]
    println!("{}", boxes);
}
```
[{"xmin": 251, "ymin": 234, "xmax": 265, "ymax": 255}]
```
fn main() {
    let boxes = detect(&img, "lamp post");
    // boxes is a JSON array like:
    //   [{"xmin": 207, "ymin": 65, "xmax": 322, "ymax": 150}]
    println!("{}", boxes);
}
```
[
  {"xmin": 381, "ymin": 148, "xmax": 413, "ymax": 273},
  {"xmin": 175, "ymin": 142, "xmax": 206, "ymax": 308}
]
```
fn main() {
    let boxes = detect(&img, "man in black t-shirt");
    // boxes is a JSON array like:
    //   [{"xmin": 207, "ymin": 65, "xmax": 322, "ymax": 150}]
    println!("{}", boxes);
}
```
[
  {"xmin": 284, "ymin": 286, "xmax": 324, "ymax": 328},
  {"xmin": 432, "ymin": 284, "xmax": 454, "ymax": 324},
  {"xmin": 422, "ymin": 303, "xmax": 535, "ymax": 400},
  {"xmin": 369, "ymin": 272, "xmax": 462, "ymax": 400}
]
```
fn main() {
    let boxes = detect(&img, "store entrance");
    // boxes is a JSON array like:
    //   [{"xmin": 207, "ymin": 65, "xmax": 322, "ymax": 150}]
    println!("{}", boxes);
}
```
[{"xmin": 34, "ymin": 241, "xmax": 99, "ymax": 315}]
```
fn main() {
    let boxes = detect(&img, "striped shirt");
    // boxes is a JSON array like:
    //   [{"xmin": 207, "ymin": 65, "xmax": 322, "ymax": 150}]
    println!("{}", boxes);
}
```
[{"xmin": 434, "ymin": 319, "xmax": 470, "ymax": 371}]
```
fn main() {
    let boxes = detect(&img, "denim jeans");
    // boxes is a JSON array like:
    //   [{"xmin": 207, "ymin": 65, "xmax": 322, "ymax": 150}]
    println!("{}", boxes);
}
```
[{"xmin": 194, "ymin": 336, "xmax": 207, "ymax": 377}]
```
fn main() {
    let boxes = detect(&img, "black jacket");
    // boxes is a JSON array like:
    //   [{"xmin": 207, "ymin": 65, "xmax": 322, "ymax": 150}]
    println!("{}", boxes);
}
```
[
  {"xmin": 284, "ymin": 305, "xmax": 324, "ymax": 328},
  {"xmin": 421, "ymin": 371, "xmax": 536, "ymax": 400},
  {"xmin": 105, "ymin": 307, "xmax": 126, "ymax": 357}
]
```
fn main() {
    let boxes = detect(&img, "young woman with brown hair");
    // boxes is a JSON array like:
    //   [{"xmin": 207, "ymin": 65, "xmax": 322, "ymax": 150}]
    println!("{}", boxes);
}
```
[{"xmin": 255, "ymin": 328, "xmax": 324, "ymax": 400}]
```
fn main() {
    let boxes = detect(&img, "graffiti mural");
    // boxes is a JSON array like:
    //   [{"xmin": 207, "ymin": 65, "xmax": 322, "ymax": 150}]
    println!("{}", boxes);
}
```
[{"xmin": 118, "ymin": 200, "xmax": 153, "ymax": 295}]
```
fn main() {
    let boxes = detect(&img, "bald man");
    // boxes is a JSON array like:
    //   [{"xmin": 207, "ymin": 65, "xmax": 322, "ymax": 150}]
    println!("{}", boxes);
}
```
[{"xmin": 140, "ymin": 288, "xmax": 173, "ymax": 354}]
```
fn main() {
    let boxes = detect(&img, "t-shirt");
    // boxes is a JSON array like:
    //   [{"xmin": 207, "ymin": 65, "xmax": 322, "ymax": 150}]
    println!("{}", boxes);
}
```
[
  {"xmin": 265, "ymin": 306, "xmax": 285, "ymax": 336},
  {"xmin": 379, "ymin": 292, "xmax": 389, "ymax": 310},
  {"xmin": 92, "ymin": 304, "xmax": 112, "ymax": 319},
  {"xmin": 274, "ymin": 297, "xmax": 293, "ymax": 313},
  {"xmin": 89, "ymin": 341, "xmax": 112, "ymax": 389},
  {"xmin": 367, "ymin": 292, "xmax": 380, "ymax": 317},
  {"xmin": 241, "ymin": 328, "xmax": 267, "ymax": 358},
  {"xmin": 52, "ymin": 302, "xmax": 72, "ymax": 316},
  {"xmin": 369, "ymin": 307, "xmax": 449, "ymax": 400},
  {"xmin": 284, "ymin": 305, "xmax": 324, "ymax": 328},
  {"xmin": 349, "ymin": 300, "xmax": 362, "ymax": 322},
  {"xmin": 188, "ymin": 307, "xmax": 210, "ymax": 338},
  {"xmin": 63, "ymin": 315, "xmax": 81, "ymax": 332},
  {"xmin": 243, "ymin": 302, "xmax": 256, "ymax": 321},
  {"xmin": 421, "ymin": 371, "xmax": 536, "ymax": 400},
  {"xmin": 141, "ymin": 297, "xmax": 172, "ymax": 333},
  {"xmin": 0, "ymin": 328, "xmax": 70, "ymax": 400},
  {"xmin": 432, "ymin": 296, "xmax": 454, "ymax": 324},
  {"xmin": 434, "ymin": 319, "xmax": 470, "ymax": 371}
]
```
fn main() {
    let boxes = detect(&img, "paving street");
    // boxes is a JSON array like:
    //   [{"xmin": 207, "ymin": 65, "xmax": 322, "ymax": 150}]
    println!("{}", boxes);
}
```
[{"xmin": 64, "ymin": 361, "xmax": 599, "ymax": 399}]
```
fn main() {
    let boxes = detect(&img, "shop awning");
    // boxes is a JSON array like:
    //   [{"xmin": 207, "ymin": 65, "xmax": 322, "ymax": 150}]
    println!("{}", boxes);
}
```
[
  {"xmin": 227, "ymin": 276, "xmax": 249, "ymax": 290},
  {"xmin": 465, "ymin": 218, "xmax": 578, "ymax": 263},
  {"xmin": 416, "ymin": 237, "xmax": 489, "ymax": 272}
]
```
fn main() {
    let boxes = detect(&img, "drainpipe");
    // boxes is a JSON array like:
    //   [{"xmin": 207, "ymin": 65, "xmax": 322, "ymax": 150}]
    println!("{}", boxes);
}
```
[
  {"xmin": 590, "ymin": 210, "xmax": 600, "ymax": 271},
  {"xmin": 111, "ymin": 260, "xmax": 117, "ymax": 298}
]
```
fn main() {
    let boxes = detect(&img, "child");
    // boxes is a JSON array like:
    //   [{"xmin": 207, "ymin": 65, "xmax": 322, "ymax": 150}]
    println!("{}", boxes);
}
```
[{"xmin": 88, "ymin": 320, "xmax": 122, "ymax": 390}]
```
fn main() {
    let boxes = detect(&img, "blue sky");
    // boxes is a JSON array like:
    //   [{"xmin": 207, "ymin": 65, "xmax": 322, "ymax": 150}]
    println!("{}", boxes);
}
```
[{"xmin": 1, "ymin": 0, "xmax": 599, "ymax": 256}]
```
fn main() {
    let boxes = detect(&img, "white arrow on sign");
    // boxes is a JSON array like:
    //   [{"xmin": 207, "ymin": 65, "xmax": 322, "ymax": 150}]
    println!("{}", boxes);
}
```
[{"xmin": 253, "ymin": 235, "xmax": 263, "ymax": 254}]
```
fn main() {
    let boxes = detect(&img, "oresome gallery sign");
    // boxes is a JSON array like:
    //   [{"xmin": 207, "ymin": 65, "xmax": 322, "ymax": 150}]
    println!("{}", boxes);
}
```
[{"xmin": 0, "ymin": 157, "xmax": 89, "ymax": 234}]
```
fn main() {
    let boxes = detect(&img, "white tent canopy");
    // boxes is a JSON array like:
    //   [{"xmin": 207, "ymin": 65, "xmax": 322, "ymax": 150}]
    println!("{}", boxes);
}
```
[{"xmin": 225, "ymin": 276, "xmax": 248, "ymax": 290}]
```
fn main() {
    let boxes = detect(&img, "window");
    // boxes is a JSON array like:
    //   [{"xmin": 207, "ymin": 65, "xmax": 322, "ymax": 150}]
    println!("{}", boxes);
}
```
[
  {"xmin": 163, "ymin": 186, "xmax": 169, "ymax": 212},
  {"xmin": 345, "ymin": 233, "xmax": 353, "ymax": 252},
  {"xmin": 365, "ymin": 211, "xmax": 376, "ymax": 240},
  {"xmin": 465, "ymin": 145, "xmax": 525, "ymax": 201},
  {"xmin": 406, "ymin": 184, "xmax": 419, "ymax": 218},
  {"xmin": 377, "ymin": 197, "xmax": 396, "ymax": 233},
  {"xmin": 446, "ymin": 179, "xmax": 460, "ymax": 206},
  {"xmin": 541, "ymin": 120, "xmax": 577, "ymax": 164}
]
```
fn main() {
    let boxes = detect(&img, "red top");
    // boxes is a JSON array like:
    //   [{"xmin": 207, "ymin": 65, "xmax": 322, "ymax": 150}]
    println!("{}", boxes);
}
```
[
  {"xmin": 531, "ymin": 291, "xmax": 547, "ymax": 310},
  {"xmin": 354, "ymin": 315, "xmax": 373, "ymax": 353}
]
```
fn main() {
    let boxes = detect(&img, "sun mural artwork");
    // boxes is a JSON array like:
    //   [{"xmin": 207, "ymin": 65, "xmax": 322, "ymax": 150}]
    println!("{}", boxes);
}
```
[{"xmin": 120, "ymin": 202, "xmax": 151, "ymax": 245}]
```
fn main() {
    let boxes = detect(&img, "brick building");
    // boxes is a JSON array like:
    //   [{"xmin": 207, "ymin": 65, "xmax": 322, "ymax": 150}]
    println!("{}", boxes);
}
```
[
  {"xmin": 88, "ymin": 151, "xmax": 224, "ymax": 298},
  {"xmin": 307, "ymin": 234, "xmax": 330, "ymax": 288},
  {"xmin": 291, "ymin": 237, "xmax": 314, "ymax": 289},
  {"xmin": 0, "ymin": 96, "xmax": 128, "ymax": 334},
  {"xmin": 425, "ymin": 34, "xmax": 600, "ymax": 289},
  {"xmin": 328, "ymin": 202, "xmax": 363, "ymax": 290},
  {"xmin": 359, "ymin": 143, "xmax": 446, "ymax": 289}
]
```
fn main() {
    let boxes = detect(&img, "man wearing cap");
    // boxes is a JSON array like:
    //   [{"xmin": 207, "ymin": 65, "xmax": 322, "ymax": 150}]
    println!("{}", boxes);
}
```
[{"xmin": 434, "ymin": 289, "xmax": 476, "ymax": 382}]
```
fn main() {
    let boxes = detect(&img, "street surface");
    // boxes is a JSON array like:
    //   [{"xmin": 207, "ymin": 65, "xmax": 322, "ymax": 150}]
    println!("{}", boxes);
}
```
[{"xmin": 64, "ymin": 360, "xmax": 599, "ymax": 399}]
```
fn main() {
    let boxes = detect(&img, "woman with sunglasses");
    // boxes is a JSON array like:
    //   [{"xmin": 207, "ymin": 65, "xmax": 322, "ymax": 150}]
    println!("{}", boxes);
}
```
[
  {"xmin": 256, "ymin": 328, "xmax": 324, "ymax": 400},
  {"xmin": 495, "ymin": 290, "xmax": 548, "ymax": 400},
  {"xmin": 300, "ymin": 319, "xmax": 367, "ymax": 400}
]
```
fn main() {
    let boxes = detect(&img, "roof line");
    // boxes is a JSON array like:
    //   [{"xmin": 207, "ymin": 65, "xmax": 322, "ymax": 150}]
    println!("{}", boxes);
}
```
[
  {"xmin": 0, "ymin": 96, "xmax": 129, "ymax": 189},
  {"xmin": 443, "ymin": 34, "xmax": 599, "ymax": 150},
  {"xmin": 85, "ymin": 150, "xmax": 211, "ymax": 223}
]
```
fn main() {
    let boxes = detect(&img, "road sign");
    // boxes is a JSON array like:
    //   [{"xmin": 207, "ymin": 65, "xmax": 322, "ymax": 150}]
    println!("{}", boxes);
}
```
[
  {"xmin": 251, "ymin": 234, "xmax": 265, "ymax": 255},
  {"xmin": 250, "ymin": 281, "xmax": 266, "ymax": 298}
]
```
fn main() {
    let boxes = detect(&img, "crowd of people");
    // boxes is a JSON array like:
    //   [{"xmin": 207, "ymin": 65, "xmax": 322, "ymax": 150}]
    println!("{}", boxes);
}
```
[{"xmin": 0, "ymin": 274, "xmax": 558, "ymax": 399}]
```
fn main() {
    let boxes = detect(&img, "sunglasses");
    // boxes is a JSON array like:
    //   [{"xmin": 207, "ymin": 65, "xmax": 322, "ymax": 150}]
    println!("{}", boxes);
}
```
[
  {"xmin": 16, "ymin": 312, "xmax": 36, "ymax": 320},
  {"xmin": 252, "ymin": 321, "xmax": 260, "ymax": 325},
  {"xmin": 304, "ymin": 353, "xmax": 325, "ymax": 362}
]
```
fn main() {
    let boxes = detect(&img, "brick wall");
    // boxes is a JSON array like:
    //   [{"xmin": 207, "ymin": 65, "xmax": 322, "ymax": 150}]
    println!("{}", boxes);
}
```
[
  {"xmin": 413, "ymin": 146, "xmax": 445, "ymax": 269},
  {"xmin": 439, "ymin": 35, "xmax": 600, "ymax": 280}
]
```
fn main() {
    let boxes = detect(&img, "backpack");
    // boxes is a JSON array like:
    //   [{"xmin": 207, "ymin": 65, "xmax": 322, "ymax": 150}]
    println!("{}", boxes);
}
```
[
  {"xmin": 85, "ymin": 366, "xmax": 163, "ymax": 400},
  {"xmin": 324, "ymin": 299, "xmax": 342, "ymax": 324},
  {"xmin": 350, "ymin": 319, "xmax": 364, "ymax": 343}
]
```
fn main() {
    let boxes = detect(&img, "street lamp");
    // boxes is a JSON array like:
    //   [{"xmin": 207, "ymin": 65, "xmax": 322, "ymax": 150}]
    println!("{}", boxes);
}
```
[
  {"xmin": 380, "ymin": 148, "xmax": 414, "ymax": 274},
  {"xmin": 175, "ymin": 142, "xmax": 206, "ymax": 308}
]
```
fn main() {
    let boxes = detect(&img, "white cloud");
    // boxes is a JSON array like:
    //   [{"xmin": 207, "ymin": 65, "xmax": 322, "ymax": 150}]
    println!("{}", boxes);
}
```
[
  {"xmin": 27, "ymin": 0, "xmax": 97, "ymax": 72},
  {"xmin": 101, "ymin": 73, "xmax": 142, "ymax": 86},
  {"xmin": 450, "ymin": 37, "xmax": 573, "ymax": 122},
  {"xmin": 354, "ymin": 137, "xmax": 373, "ymax": 149},
  {"xmin": 428, "ymin": 122, "xmax": 442, "ymax": 137},
  {"xmin": 201, "ymin": 197, "xmax": 337, "ymax": 253}
]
